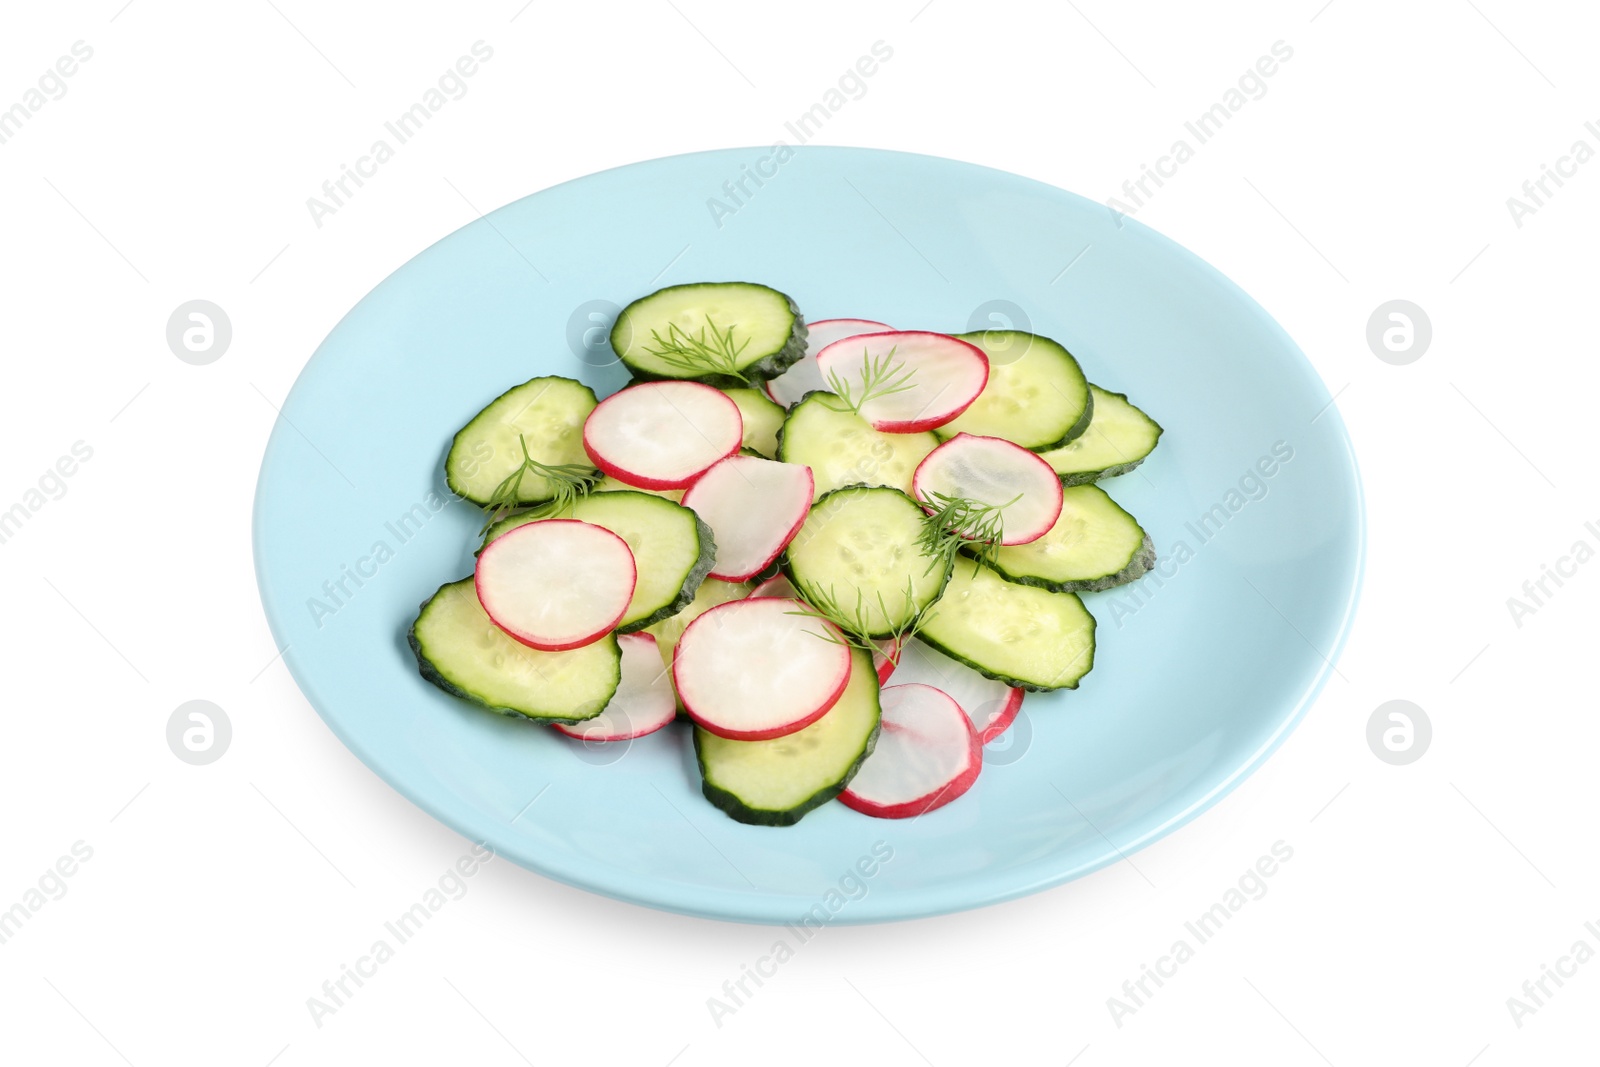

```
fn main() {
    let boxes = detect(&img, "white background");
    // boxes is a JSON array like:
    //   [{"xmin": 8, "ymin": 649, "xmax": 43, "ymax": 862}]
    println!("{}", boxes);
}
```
[{"xmin": 1, "ymin": 1, "xmax": 1596, "ymax": 1064}]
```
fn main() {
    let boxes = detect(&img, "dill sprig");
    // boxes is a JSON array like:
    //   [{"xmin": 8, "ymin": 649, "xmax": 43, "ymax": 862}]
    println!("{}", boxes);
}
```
[
  {"xmin": 824, "ymin": 346, "xmax": 916, "ymax": 416},
  {"xmin": 915, "ymin": 490, "xmax": 1018, "ymax": 574},
  {"xmin": 785, "ymin": 579, "xmax": 935, "ymax": 658},
  {"xmin": 642, "ymin": 316, "xmax": 751, "ymax": 382},
  {"xmin": 478, "ymin": 434, "xmax": 600, "ymax": 541}
]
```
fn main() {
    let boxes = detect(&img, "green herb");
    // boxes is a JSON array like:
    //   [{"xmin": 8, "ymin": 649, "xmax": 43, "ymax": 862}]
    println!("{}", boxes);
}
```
[
  {"xmin": 478, "ymin": 434, "xmax": 600, "ymax": 542},
  {"xmin": 915, "ymin": 490, "xmax": 1017, "ymax": 575},
  {"xmin": 824, "ymin": 346, "xmax": 916, "ymax": 416},
  {"xmin": 785, "ymin": 579, "xmax": 935, "ymax": 659},
  {"xmin": 641, "ymin": 315, "xmax": 751, "ymax": 382}
]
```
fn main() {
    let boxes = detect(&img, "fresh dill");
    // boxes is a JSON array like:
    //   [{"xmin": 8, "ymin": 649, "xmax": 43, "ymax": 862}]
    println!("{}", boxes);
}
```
[
  {"xmin": 915, "ymin": 490, "xmax": 1018, "ymax": 574},
  {"xmin": 641, "ymin": 315, "xmax": 751, "ymax": 382},
  {"xmin": 785, "ymin": 579, "xmax": 935, "ymax": 659},
  {"xmin": 478, "ymin": 434, "xmax": 600, "ymax": 541},
  {"xmin": 824, "ymin": 346, "xmax": 916, "ymax": 416}
]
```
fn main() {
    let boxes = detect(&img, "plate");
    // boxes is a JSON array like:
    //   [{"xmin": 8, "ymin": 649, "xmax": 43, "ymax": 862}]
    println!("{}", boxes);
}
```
[{"xmin": 253, "ymin": 147, "xmax": 1362, "ymax": 924}]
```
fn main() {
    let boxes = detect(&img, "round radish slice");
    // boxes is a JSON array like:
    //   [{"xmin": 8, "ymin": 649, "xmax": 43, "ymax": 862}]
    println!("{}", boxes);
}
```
[
  {"xmin": 748, "ymin": 576, "xmax": 901, "ymax": 682},
  {"xmin": 552, "ymin": 633, "xmax": 675, "ymax": 742},
  {"xmin": 814, "ymin": 331, "xmax": 988, "ymax": 433},
  {"xmin": 680, "ymin": 455, "xmax": 813, "ymax": 582},
  {"xmin": 583, "ymin": 381, "xmax": 742, "ymax": 490},
  {"xmin": 888, "ymin": 639, "xmax": 1022, "ymax": 743},
  {"xmin": 475, "ymin": 519, "xmax": 637, "ymax": 651},
  {"xmin": 765, "ymin": 318, "xmax": 894, "ymax": 407},
  {"xmin": 672, "ymin": 597, "xmax": 852, "ymax": 740},
  {"xmin": 913, "ymin": 432, "xmax": 1064, "ymax": 546},
  {"xmin": 839, "ymin": 683, "xmax": 982, "ymax": 818}
]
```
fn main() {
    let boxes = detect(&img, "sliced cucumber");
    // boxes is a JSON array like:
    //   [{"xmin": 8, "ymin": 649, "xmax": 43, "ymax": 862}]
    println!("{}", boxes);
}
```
[
  {"xmin": 918, "ymin": 561, "xmax": 1095, "ymax": 691},
  {"xmin": 936, "ymin": 331, "xmax": 1091, "ymax": 452},
  {"xmin": 784, "ymin": 485, "xmax": 948, "ymax": 637},
  {"xmin": 777, "ymin": 393, "xmax": 938, "ymax": 500},
  {"xmin": 593, "ymin": 474, "xmax": 681, "ymax": 502},
  {"xmin": 445, "ymin": 376, "xmax": 598, "ymax": 505},
  {"xmin": 483, "ymin": 491, "xmax": 714, "ymax": 632},
  {"xmin": 1039, "ymin": 385, "xmax": 1163, "ymax": 485},
  {"xmin": 610, "ymin": 282, "xmax": 806, "ymax": 385},
  {"xmin": 643, "ymin": 575, "xmax": 751, "ymax": 670},
  {"xmin": 985, "ymin": 484, "xmax": 1154, "ymax": 592},
  {"xmin": 695, "ymin": 648, "xmax": 882, "ymax": 826},
  {"xmin": 409, "ymin": 578, "xmax": 621, "ymax": 722},
  {"xmin": 720, "ymin": 387, "xmax": 787, "ymax": 458}
]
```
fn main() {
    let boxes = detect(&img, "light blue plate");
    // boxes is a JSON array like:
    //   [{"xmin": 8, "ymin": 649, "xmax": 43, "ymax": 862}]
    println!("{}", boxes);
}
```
[{"xmin": 253, "ymin": 147, "xmax": 1362, "ymax": 925}]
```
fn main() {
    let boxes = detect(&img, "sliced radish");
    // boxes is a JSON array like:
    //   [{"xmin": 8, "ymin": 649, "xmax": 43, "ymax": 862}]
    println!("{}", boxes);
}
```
[
  {"xmin": 913, "ymin": 432, "xmax": 1064, "ymax": 546},
  {"xmin": 475, "ymin": 519, "xmax": 636, "ymax": 651},
  {"xmin": 888, "ymin": 639, "xmax": 1022, "ymax": 743},
  {"xmin": 672, "ymin": 597, "xmax": 851, "ymax": 740},
  {"xmin": 552, "ymin": 633, "xmax": 675, "ymax": 742},
  {"xmin": 583, "ymin": 381, "xmax": 742, "ymax": 490},
  {"xmin": 749, "ymin": 576, "xmax": 899, "ymax": 682},
  {"xmin": 814, "ymin": 331, "xmax": 988, "ymax": 434},
  {"xmin": 765, "ymin": 318, "xmax": 894, "ymax": 407},
  {"xmin": 680, "ymin": 455, "xmax": 813, "ymax": 582},
  {"xmin": 839, "ymin": 683, "xmax": 982, "ymax": 818}
]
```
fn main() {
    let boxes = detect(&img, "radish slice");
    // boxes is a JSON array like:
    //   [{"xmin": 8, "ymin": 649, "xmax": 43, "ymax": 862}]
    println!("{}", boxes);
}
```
[
  {"xmin": 680, "ymin": 455, "xmax": 813, "ymax": 582},
  {"xmin": 913, "ymin": 432, "xmax": 1064, "ymax": 546},
  {"xmin": 887, "ymin": 639, "xmax": 1022, "ymax": 743},
  {"xmin": 749, "ymin": 576, "xmax": 899, "ymax": 682},
  {"xmin": 814, "ymin": 331, "xmax": 988, "ymax": 433},
  {"xmin": 475, "ymin": 519, "xmax": 637, "ymax": 651},
  {"xmin": 552, "ymin": 633, "xmax": 675, "ymax": 742},
  {"xmin": 583, "ymin": 381, "xmax": 742, "ymax": 490},
  {"xmin": 839, "ymin": 683, "xmax": 982, "ymax": 818},
  {"xmin": 765, "ymin": 318, "xmax": 894, "ymax": 407},
  {"xmin": 672, "ymin": 597, "xmax": 852, "ymax": 740}
]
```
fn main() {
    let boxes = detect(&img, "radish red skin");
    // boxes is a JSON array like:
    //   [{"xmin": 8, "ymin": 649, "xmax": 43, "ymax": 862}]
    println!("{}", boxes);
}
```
[
  {"xmin": 975, "ymin": 688, "xmax": 1023, "ymax": 743},
  {"xmin": 681, "ymin": 456, "xmax": 814, "ymax": 582},
  {"xmin": 815, "ymin": 330, "xmax": 989, "ymax": 434},
  {"xmin": 838, "ymin": 683, "xmax": 983, "ymax": 819},
  {"xmin": 764, "ymin": 318, "xmax": 894, "ymax": 406},
  {"xmin": 670, "ymin": 598, "xmax": 852, "ymax": 741},
  {"xmin": 474, "ymin": 519, "xmax": 637, "ymax": 652},
  {"xmin": 911, "ymin": 432, "xmax": 1065, "ymax": 545},
  {"xmin": 551, "ymin": 633, "xmax": 676, "ymax": 742},
  {"xmin": 582, "ymin": 381, "xmax": 743, "ymax": 490}
]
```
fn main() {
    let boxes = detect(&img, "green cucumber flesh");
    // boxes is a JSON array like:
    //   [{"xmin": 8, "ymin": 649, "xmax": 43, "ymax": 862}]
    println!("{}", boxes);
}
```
[
  {"xmin": 409, "ymin": 578, "xmax": 621, "ymax": 722},
  {"xmin": 610, "ymin": 282, "xmax": 806, "ymax": 385},
  {"xmin": 1039, "ymin": 385, "xmax": 1163, "ymax": 485},
  {"xmin": 937, "ymin": 331, "xmax": 1092, "ymax": 452},
  {"xmin": 445, "ymin": 376, "xmax": 597, "ymax": 505},
  {"xmin": 720, "ymin": 387, "xmax": 787, "ymax": 458},
  {"xmin": 783, "ymin": 485, "xmax": 948, "ymax": 637},
  {"xmin": 984, "ymin": 484, "xmax": 1154, "ymax": 592},
  {"xmin": 777, "ymin": 393, "xmax": 938, "ymax": 500},
  {"xmin": 918, "ymin": 560, "xmax": 1095, "ymax": 691},
  {"xmin": 695, "ymin": 647, "xmax": 882, "ymax": 826},
  {"xmin": 483, "ymin": 490, "xmax": 714, "ymax": 632}
]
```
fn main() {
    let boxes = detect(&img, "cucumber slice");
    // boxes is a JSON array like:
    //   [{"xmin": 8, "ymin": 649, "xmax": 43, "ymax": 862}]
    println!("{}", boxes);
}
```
[
  {"xmin": 784, "ymin": 485, "xmax": 949, "ymax": 638},
  {"xmin": 695, "ymin": 648, "xmax": 882, "ymax": 826},
  {"xmin": 409, "ymin": 578, "xmax": 621, "ymax": 722},
  {"xmin": 610, "ymin": 282, "xmax": 806, "ymax": 385},
  {"xmin": 445, "ymin": 377, "xmax": 598, "ymax": 505},
  {"xmin": 1039, "ymin": 385, "xmax": 1163, "ymax": 485},
  {"xmin": 720, "ymin": 387, "xmax": 786, "ymax": 458},
  {"xmin": 593, "ymin": 475, "xmax": 682, "ymax": 502},
  {"xmin": 484, "ymin": 490, "xmax": 715, "ymax": 632},
  {"xmin": 985, "ymin": 484, "xmax": 1155, "ymax": 592},
  {"xmin": 918, "ymin": 561, "xmax": 1095, "ymax": 691},
  {"xmin": 936, "ymin": 331, "xmax": 1092, "ymax": 452},
  {"xmin": 643, "ymin": 575, "xmax": 752, "ymax": 670},
  {"xmin": 777, "ymin": 393, "xmax": 938, "ymax": 500}
]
